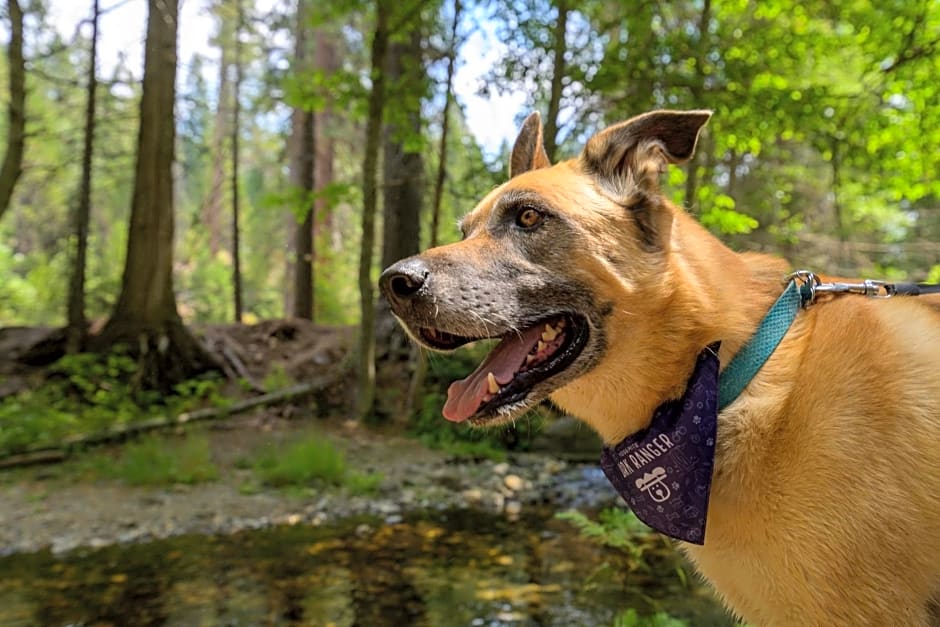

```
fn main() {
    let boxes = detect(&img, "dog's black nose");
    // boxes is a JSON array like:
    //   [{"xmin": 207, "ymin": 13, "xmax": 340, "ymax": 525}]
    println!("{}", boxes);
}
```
[{"xmin": 380, "ymin": 257, "xmax": 429, "ymax": 306}]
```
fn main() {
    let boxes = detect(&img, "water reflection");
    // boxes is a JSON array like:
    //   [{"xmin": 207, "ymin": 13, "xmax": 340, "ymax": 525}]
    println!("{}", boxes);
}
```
[{"xmin": 0, "ymin": 508, "xmax": 732, "ymax": 626}]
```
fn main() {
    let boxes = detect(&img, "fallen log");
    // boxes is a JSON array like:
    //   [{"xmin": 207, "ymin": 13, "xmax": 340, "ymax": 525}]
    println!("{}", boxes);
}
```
[
  {"xmin": 0, "ymin": 382, "xmax": 319, "ymax": 470},
  {"xmin": 0, "ymin": 448, "xmax": 67, "ymax": 469}
]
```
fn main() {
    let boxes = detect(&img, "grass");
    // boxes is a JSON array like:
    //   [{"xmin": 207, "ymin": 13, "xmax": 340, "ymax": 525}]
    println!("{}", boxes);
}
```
[
  {"xmin": 86, "ymin": 433, "xmax": 219, "ymax": 486},
  {"xmin": 250, "ymin": 432, "xmax": 382, "ymax": 495}
]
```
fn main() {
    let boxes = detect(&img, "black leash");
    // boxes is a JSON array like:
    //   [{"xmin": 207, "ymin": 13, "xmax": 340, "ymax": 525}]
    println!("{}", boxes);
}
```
[{"xmin": 888, "ymin": 282, "xmax": 940, "ymax": 296}]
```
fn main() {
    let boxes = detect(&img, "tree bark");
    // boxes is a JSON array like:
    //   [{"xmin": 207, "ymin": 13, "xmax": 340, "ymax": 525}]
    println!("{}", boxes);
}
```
[
  {"xmin": 429, "ymin": 0, "xmax": 460, "ymax": 250},
  {"xmin": 289, "ymin": 0, "xmax": 315, "ymax": 320},
  {"xmin": 0, "ymin": 0, "xmax": 25, "ymax": 221},
  {"xmin": 231, "ymin": 0, "xmax": 244, "ymax": 322},
  {"xmin": 314, "ymin": 33, "xmax": 337, "ymax": 268},
  {"xmin": 543, "ymin": 0, "xmax": 568, "ymax": 162},
  {"xmin": 66, "ymin": 0, "xmax": 100, "ymax": 354},
  {"xmin": 92, "ymin": 0, "xmax": 218, "ymax": 391},
  {"xmin": 357, "ymin": 2, "xmax": 390, "ymax": 420},
  {"xmin": 410, "ymin": 0, "xmax": 461, "ymax": 418},
  {"xmin": 203, "ymin": 5, "xmax": 233, "ymax": 255},
  {"xmin": 377, "ymin": 18, "xmax": 426, "ymax": 420},
  {"xmin": 380, "ymin": 30, "xmax": 424, "ymax": 272}
]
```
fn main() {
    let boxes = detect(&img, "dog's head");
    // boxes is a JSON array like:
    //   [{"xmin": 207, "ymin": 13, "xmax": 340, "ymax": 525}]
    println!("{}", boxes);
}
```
[{"xmin": 380, "ymin": 110, "xmax": 712, "ymax": 436}]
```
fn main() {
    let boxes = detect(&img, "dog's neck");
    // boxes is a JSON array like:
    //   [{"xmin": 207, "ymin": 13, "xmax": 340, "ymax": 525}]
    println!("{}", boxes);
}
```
[{"xmin": 551, "ymin": 209, "xmax": 788, "ymax": 445}]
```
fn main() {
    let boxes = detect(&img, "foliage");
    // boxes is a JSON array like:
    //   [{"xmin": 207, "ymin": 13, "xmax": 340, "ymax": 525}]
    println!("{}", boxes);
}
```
[
  {"xmin": 556, "ymin": 507, "xmax": 681, "ymax": 576},
  {"xmin": 262, "ymin": 363, "xmax": 293, "ymax": 392},
  {"xmin": 89, "ymin": 433, "xmax": 219, "ymax": 486},
  {"xmin": 0, "ymin": 351, "xmax": 223, "ymax": 455},
  {"xmin": 250, "ymin": 431, "xmax": 383, "ymax": 494},
  {"xmin": 560, "ymin": 508, "xmax": 703, "ymax": 623},
  {"xmin": 557, "ymin": 507, "xmax": 650, "ymax": 550},
  {"xmin": 613, "ymin": 609, "xmax": 691, "ymax": 627}
]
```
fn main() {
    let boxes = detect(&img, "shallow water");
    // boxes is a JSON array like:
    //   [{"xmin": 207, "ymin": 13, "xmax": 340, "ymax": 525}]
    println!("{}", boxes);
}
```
[{"xmin": 0, "ymin": 508, "xmax": 732, "ymax": 626}]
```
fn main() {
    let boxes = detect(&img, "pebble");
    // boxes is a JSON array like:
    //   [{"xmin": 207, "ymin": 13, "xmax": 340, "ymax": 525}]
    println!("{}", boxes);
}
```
[
  {"xmin": 503, "ymin": 474, "xmax": 524, "ymax": 491},
  {"xmin": 492, "ymin": 462, "xmax": 510, "ymax": 476},
  {"xmin": 373, "ymin": 501, "xmax": 400, "ymax": 515},
  {"xmin": 461, "ymin": 488, "xmax": 483, "ymax": 503}
]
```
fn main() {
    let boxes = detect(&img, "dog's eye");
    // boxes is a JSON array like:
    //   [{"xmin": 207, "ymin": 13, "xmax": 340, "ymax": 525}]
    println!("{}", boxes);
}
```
[{"xmin": 515, "ymin": 207, "xmax": 543, "ymax": 229}]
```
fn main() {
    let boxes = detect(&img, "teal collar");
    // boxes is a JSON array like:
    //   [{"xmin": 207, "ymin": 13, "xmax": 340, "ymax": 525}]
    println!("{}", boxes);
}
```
[{"xmin": 717, "ymin": 280, "xmax": 809, "ymax": 410}]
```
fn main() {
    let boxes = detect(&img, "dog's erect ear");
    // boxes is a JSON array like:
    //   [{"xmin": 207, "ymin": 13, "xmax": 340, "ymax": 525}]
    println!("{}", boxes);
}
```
[
  {"xmin": 509, "ymin": 112, "xmax": 551, "ymax": 178},
  {"xmin": 580, "ymin": 110, "xmax": 712, "ymax": 202}
]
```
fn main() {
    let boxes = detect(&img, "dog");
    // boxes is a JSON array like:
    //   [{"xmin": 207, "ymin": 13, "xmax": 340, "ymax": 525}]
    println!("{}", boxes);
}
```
[{"xmin": 379, "ymin": 110, "xmax": 940, "ymax": 626}]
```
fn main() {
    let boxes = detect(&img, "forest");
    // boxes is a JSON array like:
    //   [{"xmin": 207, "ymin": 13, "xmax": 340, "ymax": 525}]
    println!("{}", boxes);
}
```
[{"xmin": 0, "ymin": 0, "xmax": 938, "ymax": 624}]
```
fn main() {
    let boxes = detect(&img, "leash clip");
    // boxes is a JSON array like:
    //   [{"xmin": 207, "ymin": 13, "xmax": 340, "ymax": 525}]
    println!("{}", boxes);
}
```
[{"xmin": 787, "ymin": 271, "xmax": 894, "ymax": 307}]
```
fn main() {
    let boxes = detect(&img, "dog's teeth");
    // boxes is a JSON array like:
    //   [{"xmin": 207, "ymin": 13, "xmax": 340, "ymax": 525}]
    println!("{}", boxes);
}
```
[
  {"xmin": 557, "ymin": 319, "xmax": 566, "ymax": 328},
  {"xmin": 525, "ymin": 354, "xmax": 536, "ymax": 365},
  {"xmin": 542, "ymin": 324, "xmax": 558, "ymax": 341},
  {"xmin": 487, "ymin": 372, "xmax": 499, "ymax": 394},
  {"xmin": 537, "ymin": 340, "xmax": 546, "ymax": 353}
]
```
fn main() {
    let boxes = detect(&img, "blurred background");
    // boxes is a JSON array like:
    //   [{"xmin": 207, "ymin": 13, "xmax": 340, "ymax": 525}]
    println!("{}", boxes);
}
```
[{"xmin": 0, "ymin": 0, "xmax": 937, "ymax": 625}]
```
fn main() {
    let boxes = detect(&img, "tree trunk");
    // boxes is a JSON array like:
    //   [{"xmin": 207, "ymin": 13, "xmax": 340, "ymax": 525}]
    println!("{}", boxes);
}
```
[
  {"xmin": 203, "ymin": 9, "xmax": 233, "ymax": 255},
  {"xmin": 543, "ymin": 0, "xmax": 568, "ymax": 162},
  {"xmin": 66, "ymin": 0, "xmax": 100, "ymax": 354},
  {"xmin": 314, "ymin": 34, "xmax": 337, "ymax": 271},
  {"xmin": 377, "ymin": 18, "xmax": 425, "ymax": 421},
  {"xmin": 410, "ymin": 0, "xmax": 461, "ymax": 418},
  {"xmin": 92, "ymin": 0, "xmax": 218, "ymax": 391},
  {"xmin": 231, "ymin": 0, "xmax": 244, "ymax": 322},
  {"xmin": 0, "ymin": 0, "xmax": 25, "ymax": 221},
  {"xmin": 379, "ymin": 33, "xmax": 424, "ymax": 271},
  {"xmin": 289, "ymin": 0, "xmax": 315, "ymax": 320},
  {"xmin": 429, "ymin": 0, "xmax": 460, "ymax": 250},
  {"xmin": 357, "ymin": 2, "xmax": 390, "ymax": 420}
]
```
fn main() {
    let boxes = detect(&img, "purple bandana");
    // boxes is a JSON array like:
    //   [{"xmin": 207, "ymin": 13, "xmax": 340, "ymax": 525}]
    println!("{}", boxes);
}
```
[{"xmin": 599, "ymin": 346, "xmax": 719, "ymax": 545}]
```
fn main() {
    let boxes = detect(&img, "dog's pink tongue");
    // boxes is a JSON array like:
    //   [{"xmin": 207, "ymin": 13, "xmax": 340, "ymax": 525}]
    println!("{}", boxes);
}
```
[{"xmin": 442, "ymin": 324, "xmax": 543, "ymax": 422}]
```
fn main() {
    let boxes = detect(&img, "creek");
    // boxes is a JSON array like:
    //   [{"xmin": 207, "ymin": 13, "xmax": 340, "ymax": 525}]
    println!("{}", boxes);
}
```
[{"xmin": 0, "ymin": 506, "xmax": 733, "ymax": 626}]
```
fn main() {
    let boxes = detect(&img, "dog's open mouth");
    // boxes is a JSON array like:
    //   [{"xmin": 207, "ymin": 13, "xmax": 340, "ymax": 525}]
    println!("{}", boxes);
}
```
[{"xmin": 417, "ymin": 314, "xmax": 588, "ymax": 424}]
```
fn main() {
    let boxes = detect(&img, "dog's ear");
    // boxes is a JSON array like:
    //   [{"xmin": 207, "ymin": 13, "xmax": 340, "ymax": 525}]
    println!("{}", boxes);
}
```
[
  {"xmin": 509, "ymin": 112, "xmax": 551, "ymax": 178},
  {"xmin": 580, "ymin": 110, "xmax": 712, "ymax": 203}
]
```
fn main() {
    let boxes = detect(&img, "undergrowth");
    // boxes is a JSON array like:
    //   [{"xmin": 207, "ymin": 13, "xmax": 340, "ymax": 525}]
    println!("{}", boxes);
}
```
[
  {"xmin": 83, "ymin": 433, "xmax": 219, "ymax": 486},
  {"xmin": 557, "ymin": 508, "xmax": 677, "ymax": 574},
  {"xmin": 248, "ymin": 432, "xmax": 382, "ymax": 495},
  {"xmin": 559, "ymin": 508, "xmax": 707, "ymax": 626},
  {"xmin": 0, "ymin": 348, "xmax": 225, "ymax": 456}
]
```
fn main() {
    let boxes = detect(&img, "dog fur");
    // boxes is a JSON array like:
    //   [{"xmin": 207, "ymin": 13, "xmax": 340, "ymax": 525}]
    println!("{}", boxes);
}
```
[{"xmin": 380, "ymin": 110, "xmax": 940, "ymax": 625}]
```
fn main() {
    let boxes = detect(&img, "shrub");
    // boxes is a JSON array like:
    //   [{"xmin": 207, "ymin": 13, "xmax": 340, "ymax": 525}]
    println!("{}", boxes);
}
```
[
  {"xmin": 252, "ymin": 432, "xmax": 383, "ymax": 493},
  {"xmin": 97, "ymin": 433, "xmax": 219, "ymax": 486}
]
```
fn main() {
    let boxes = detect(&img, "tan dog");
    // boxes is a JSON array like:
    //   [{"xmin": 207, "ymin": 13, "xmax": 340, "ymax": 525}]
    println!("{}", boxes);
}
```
[{"xmin": 380, "ymin": 110, "xmax": 940, "ymax": 626}]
